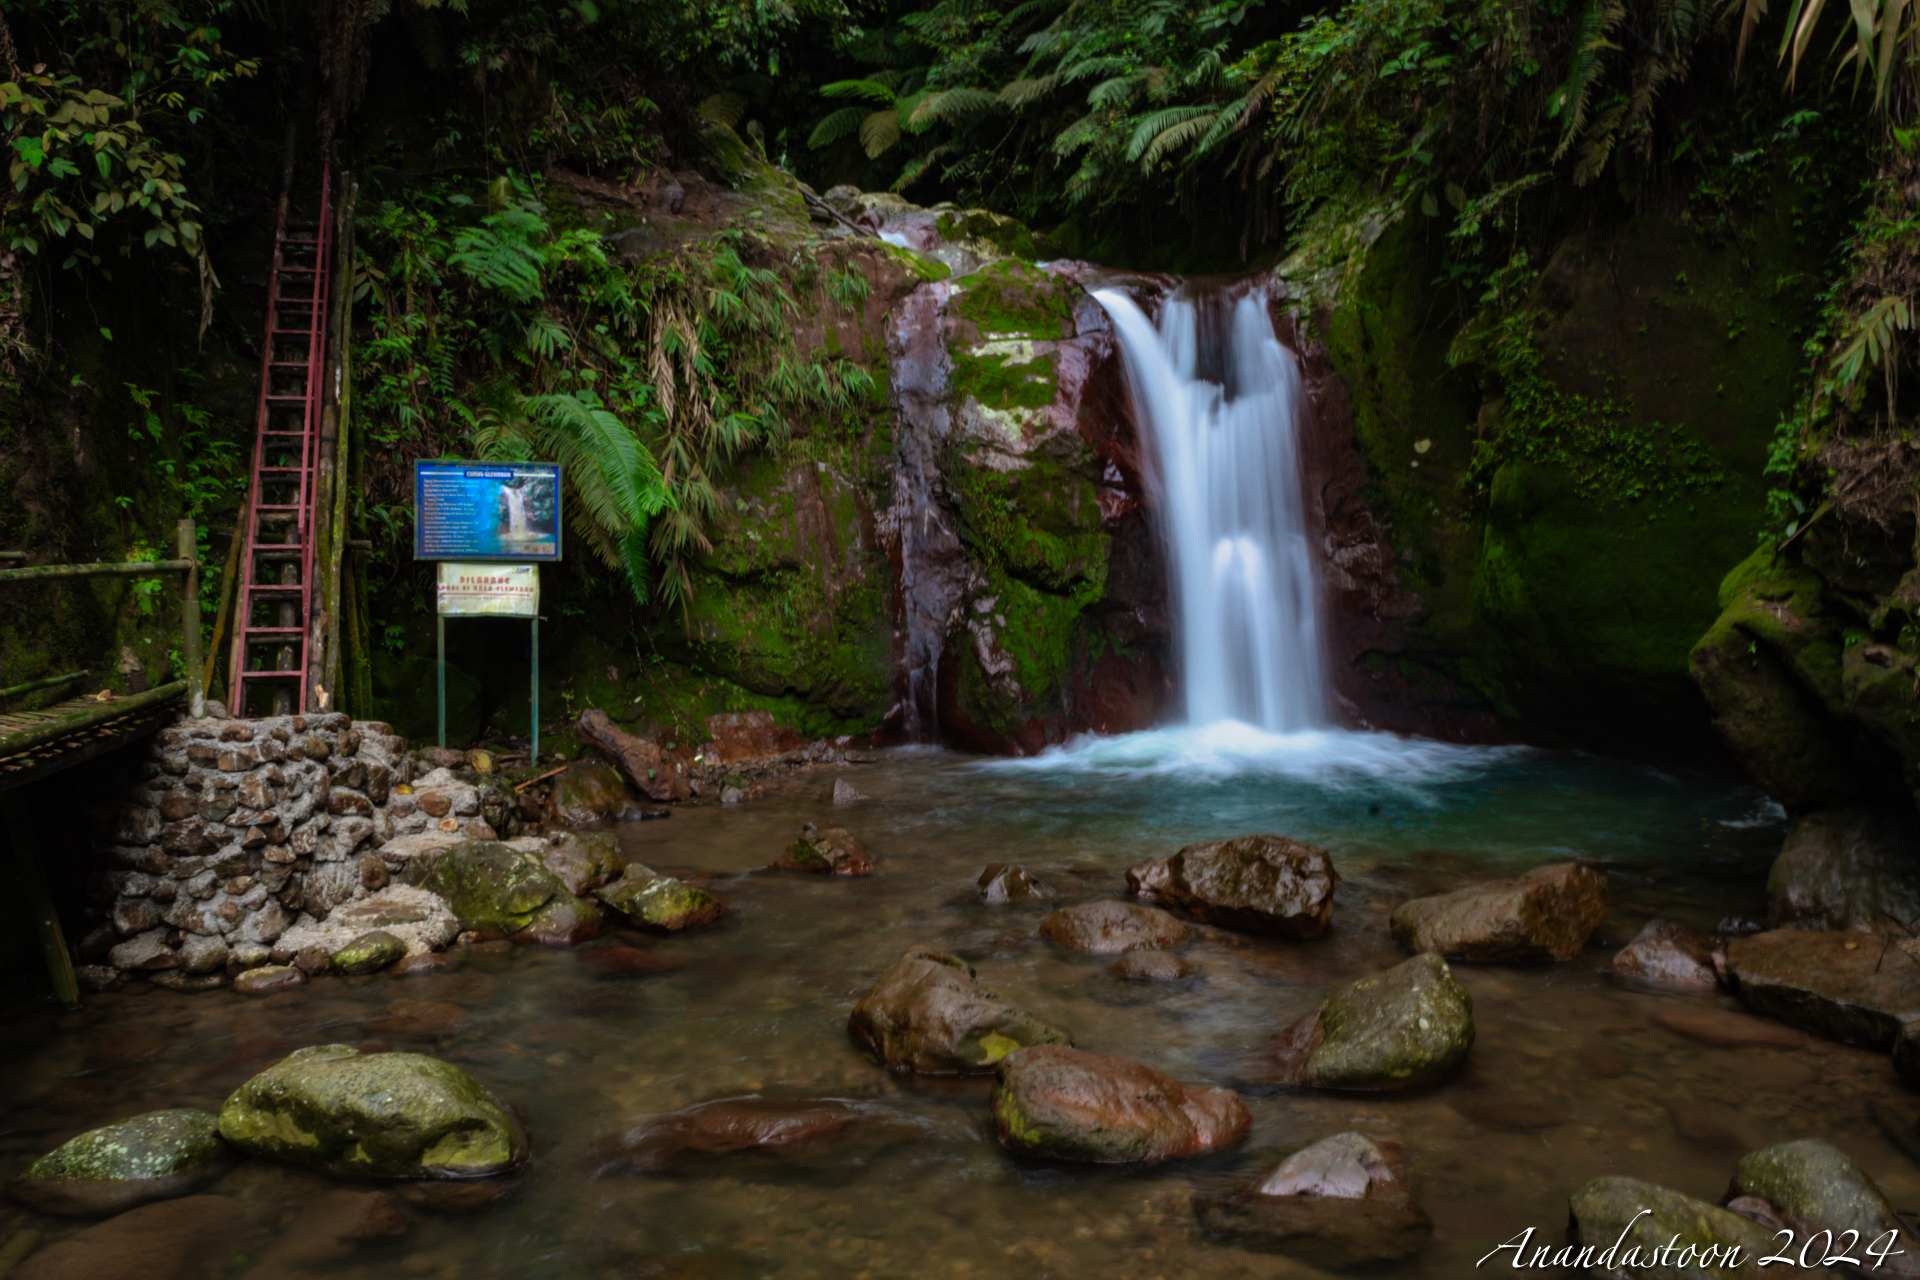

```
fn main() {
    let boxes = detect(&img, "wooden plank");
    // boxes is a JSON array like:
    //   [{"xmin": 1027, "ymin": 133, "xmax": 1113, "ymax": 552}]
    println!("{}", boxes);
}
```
[{"xmin": 0, "ymin": 682, "xmax": 185, "ymax": 760}]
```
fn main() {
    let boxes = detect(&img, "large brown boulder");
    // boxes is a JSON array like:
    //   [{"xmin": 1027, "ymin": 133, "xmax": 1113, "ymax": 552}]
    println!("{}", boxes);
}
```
[
  {"xmin": 1611, "ymin": 918, "xmax": 1723, "ymax": 989},
  {"xmin": 847, "ymin": 945, "xmax": 1070, "ymax": 1075},
  {"xmin": 541, "ymin": 761, "xmax": 633, "ymax": 827},
  {"xmin": 577, "ymin": 709, "xmax": 688, "ymax": 802},
  {"xmin": 1254, "ymin": 954, "xmax": 1474, "ymax": 1091},
  {"xmin": 1725, "ymin": 928, "xmax": 1920, "ymax": 1047},
  {"xmin": 1389, "ymin": 862, "xmax": 1608, "ymax": 962},
  {"xmin": 1195, "ymin": 1132, "xmax": 1433, "ymax": 1268},
  {"xmin": 989, "ymin": 1045, "xmax": 1249, "ymax": 1163},
  {"xmin": 1128, "ymin": 835, "xmax": 1338, "ymax": 938},
  {"xmin": 1039, "ymin": 901, "xmax": 1190, "ymax": 953}
]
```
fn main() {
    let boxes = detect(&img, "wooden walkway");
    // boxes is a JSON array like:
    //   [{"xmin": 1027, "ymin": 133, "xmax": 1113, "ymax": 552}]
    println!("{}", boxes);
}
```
[{"xmin": 0, "ymin": 681, "xmax": 186, "ymax": 795}]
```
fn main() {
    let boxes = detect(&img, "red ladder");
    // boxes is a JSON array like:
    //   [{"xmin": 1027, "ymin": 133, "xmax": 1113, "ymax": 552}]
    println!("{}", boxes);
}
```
[{"xmin": 228, "ymin": 167, "xmax": 333, "ymax": 716}]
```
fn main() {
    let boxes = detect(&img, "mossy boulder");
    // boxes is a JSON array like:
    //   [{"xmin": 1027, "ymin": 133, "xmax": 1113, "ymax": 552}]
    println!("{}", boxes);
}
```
[
  {"xmin": 989, "ymin": 1045, "xmax": 1250, "ymax": 1164},
  {"xmin": 542, "ymin": 761, "xmax": 633, "ymax": 827},
  {"xmin": 847, "ymin": 945, "xmax": 1070, "ymax": 1075},
  {"xmin": 1565, "ymin": 1176, "xmax": 1777, "ymax": 1276},
  {"xmin": 6, "ymin": 1109, "xmax": 229, "ymax": 1216},
  {"xmin": 1258, "ymin": 954, "xmax": 1474, "ymax": 1090},
  {"xmin": 1730, "ymin": 1139, "xmax": 1913, "ymax": 1272},
  {"xmin": 405, "ymin": 840, "xmax": 568, "ymax": 935},
  {"xmin": 594, "ymin": 869, "xmax": 724, "ymax": 932},
  {"xmin": 330, "ymin": 930, "xmax": 407, "ymax": 975},
  {"xmin": 533, "ymin": 830, "xmax": 627, "ymax": 897},
  {"xmin": 217, "ymin": 1044, "xmax": 526, "ymax": 1180}
]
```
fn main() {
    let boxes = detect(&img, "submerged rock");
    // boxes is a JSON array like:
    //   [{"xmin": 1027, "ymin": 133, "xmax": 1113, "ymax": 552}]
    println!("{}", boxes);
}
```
[
  {"xmin": 581, "ymin": 945, "xmax": 682, "ymax": 978},
  {"xmin": 1111, "ymin": 951, "xmax": 1199, "ymax": 981},
  {"xmin": 330, "ymin": 930, "xmax": 407, "ymax": 975},
  {"xmin": 1390, "ymin": 862, "xmax": 1608, "ymax": 962},
  {"xmin": 772, "ymin": 826, "xmax": 874, "ymax": 875},
  {"xmin": 595, "ymin": 1097, "xmax": 918, "ymax": 1174},
  {"xmin": 1195, "ymin": 1132, "xmax": 1432, "ymax": 1269},
  {"xmin": 236, "ymin": 1188, "xmax": 412, "ymax": 1273},
  {"xmin": 1039, "ymin": 900, "xmax": 1190, "ymax": 953},
  {"xmin": 1725, "ymin": 928, "xmax": 1920, "ymax": 1046},
  {"xmin": 12, "ymin": 1194, "xmax": 234, "ymax": 1280},
  {"xmin": 517, "ymin": 891, "xmax": 605, "ymax": 946},
  {"xmin": 1256, "ymin": 954, "xmax": 1474, "ymax": 1091},
  {"xmin": 1769, "ymin": 805, "xmax": 1920, "ymax": 935},
  {"xmin": 978, "ymin": 863, "xmax": 1053, "ymax": 904},
  {"xmin": 1611, "ymin": 919, "xmax": 1724, "ymax": 989},
  {"xmin": 847, "ymin": 945, "xmax": 1071, "ymax": 1075},
  {"xmin": 533, "ymin": 831, "xmax": 627, "ymax": 897},
  {"xmin": 6, "ymin": 1110, "xmax": 229, "ymax": 1217},
  {"xmin": 218, "ymin": 1044, "xmax": 527, "ymax": 1179},
  {"xmin": 1566, "ymin": 1176, "xmax": 1777, "ymax": 1276},
  {"xmin": 594, "ymin": 869, "xmax": 724, "ymax": 932},
  {"xmin": 234, "ymin": 964, "xmax": 305, "ymax": 995},
  {"xmin": 1729, "ymin": 1139, "xmax": 1917, "ymax": 1276},
  {"xmin": 1127, "ymin": 835, "xmax": 1338, "ymax": 938},
  {"xmin": 989, "ymin": 1045, "xmax": 1249, "ymax": 1163}
]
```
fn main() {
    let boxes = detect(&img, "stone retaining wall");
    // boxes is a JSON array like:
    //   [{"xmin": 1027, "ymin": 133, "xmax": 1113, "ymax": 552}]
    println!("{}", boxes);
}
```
[{"xmin": 76, "ymin": 712, "xmax": 514, "ymax": 991}]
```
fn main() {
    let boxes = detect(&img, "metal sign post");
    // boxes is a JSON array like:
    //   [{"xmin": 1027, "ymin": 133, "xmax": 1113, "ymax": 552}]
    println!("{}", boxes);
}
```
[{"xmin": 416, "ymin": 461, "xmax": 562, "ymax": 767}]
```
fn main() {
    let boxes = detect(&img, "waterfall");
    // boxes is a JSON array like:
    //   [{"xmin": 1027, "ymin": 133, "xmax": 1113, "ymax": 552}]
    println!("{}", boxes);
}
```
[
  {"xmin": 1093, "ymin": 282, "xmax": 1327, "ymax": 731},
  {"xmin": 503, "ymin": 486, "xmax": 532, "ymax": 538}
]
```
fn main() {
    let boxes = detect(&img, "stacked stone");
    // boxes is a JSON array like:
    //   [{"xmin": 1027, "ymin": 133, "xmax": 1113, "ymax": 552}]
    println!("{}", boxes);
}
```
[{"xmin": 79, "ymin": 714, "xmax": 416, "ymax": 992}]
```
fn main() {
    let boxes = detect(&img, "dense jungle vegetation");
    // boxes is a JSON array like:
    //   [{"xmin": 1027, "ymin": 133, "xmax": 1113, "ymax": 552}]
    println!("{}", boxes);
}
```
[{"xmin": 2, "ymin": 0, "xmax": 1918, "ymax": 759}]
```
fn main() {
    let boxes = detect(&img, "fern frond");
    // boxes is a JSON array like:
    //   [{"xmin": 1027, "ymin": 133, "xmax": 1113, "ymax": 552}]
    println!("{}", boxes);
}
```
[
  {"xmin": 908, "ymin": 87, "xmax": 1004, "ymax": 129},
  {"xmin": 1124, "ymin": 105, "xmax": 1217, "ymax": 163},
  {"xmin": 808, "ymin": 106, "xmax": 866, "ymax": 149},
  {"xmin": 999, "ymin": 74, "xmax": 1061, "ymax": 106},
  {"xmin": 860, "ymin": 108, "xmax": 903, "ymax": 157},
  {"xmin": 821, "ymin": 79, "xmax": 900, "ymax": 104}
]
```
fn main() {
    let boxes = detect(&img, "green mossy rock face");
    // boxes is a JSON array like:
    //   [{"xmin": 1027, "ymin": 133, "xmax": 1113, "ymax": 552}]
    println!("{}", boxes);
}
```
[
  {"xmin": 989, "ymin": 1044, "xmax": 1250, "ymax": 1164},
  {"xmin": 1264, "ymin": 954, "xmax": 1474, "ymax": 1091},
  {"xmin": 1731, "ymin": 1139, "xmax": 1911, "ymax": 1268},
  {"xmin": 1566, "ymin": 1176, "xmax": 1778, "ymax": 1278},
  {"xmin": 594, "ymin": 871, "xmax": 724, "ymax": 932},
  {"xmin": 1389, "ymin": 862, "xmax": 1609, "ymax": 962},
  {"xmin": 331, "ymin": 930, "xmax": 407, "ymax": 975},
  {"xmin": 543, "ymin": 761, "xmax": 632, "ymax": 827},
  {"xmin": 218, "ymin": 1044, "xmax": 526, "ymax": 1180},
  {"xmin": 848, "ymin": 945, "xmax": 1071, "ymax": 1075},
  {"xmin": 407, "ymin": 840, "xmax": 566, "ymax": 935},
  {"xmin": 6, "ymin": 1109, "xmax": 228, "ymax": 1217}
]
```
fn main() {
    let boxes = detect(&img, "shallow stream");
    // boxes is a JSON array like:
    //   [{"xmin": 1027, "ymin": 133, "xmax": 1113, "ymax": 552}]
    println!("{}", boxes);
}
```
[{"xmin": 4, "ymin": 726, "xmax": 1914, "ymax": 1279}]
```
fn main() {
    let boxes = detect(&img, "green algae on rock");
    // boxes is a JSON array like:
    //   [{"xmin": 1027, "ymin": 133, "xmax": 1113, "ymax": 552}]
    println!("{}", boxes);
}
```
[
  {"xmin": 330, "ymin": 930, "xmax": 407, "ymax": 975},
  {"xmin": 6, "ymin": 1109, "xmax": 229, "ymax": 1217},
  {"xmin": 848, "ymin": 945, "xmax": 1070, "ymax": 1075},
  {"xmin": 1565, "ymin": 1176, "xmax": 1778, "ymax": 1277},
  {"xmin": 594, "ymin": 870, "xmax": 725, "ymax": 932},
  {"xmin": 218, "ymin": 1045, "xmax": 526, "ymax": 1180},
  {"xmin": 773, "ymin": 826, "xmax": 874, "ymax": 875},
  {"xmin": 405, "ymin": 840, "xmax": 568, "ymax": 934},
  {"xmin": 1258, "ymin": 954, "xmax": 1474, "ymax": 1090},
  {"xmin": 1730, "ymin": 1139, "xmax": 1916, "ymax": 1275},
  {"xmin": 989, "ymin": 1044, "xmax": 1249, "ymax": 1164}
]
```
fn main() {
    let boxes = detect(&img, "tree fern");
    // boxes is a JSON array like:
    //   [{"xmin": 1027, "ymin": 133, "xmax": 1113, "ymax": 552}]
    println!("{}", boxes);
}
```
[{"xmin": 808, "ymin": 105, "xmax": 867, "ymax": 148}]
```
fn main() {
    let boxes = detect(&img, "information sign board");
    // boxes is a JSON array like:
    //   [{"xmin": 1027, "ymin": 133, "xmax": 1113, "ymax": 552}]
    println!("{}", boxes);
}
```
[
  {"xmin": 436, "ymin": 563, "xmax": 539, "ymax": 617},
  {"xmin": 414, "ymin": 461, "xmax": 562, "ymax": 561}
]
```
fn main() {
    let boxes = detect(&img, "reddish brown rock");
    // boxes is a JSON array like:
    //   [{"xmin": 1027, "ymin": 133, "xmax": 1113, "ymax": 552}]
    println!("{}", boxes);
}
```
[
  {"xmin": 1612, "ymin": 919, "xmax": 1724, "ymax": 989},
  {"xmin": 14, "ymin": 1194, "xmax": 235, "ymax": 1280},
  {"xmin": 595, "ymin": 1097, "xmax": 916, "ymax": 1174},
  {"xmin": 577, "ymin": 709, "xmax": 688, "ymax": 802},
  {"xmin": 848, "ymin": 945, "xmax": 1070, "ymax": 1075},
  {"xmin": 989, "ymin": 1045, "xmax": 1249, "ymax": 1163},
  {"xmin": 237, "ymin": 1189, "xmax": 411, "ymax": 1275},
  {"xmin": 1039, "ymin": 900, "xmax": 1189, "ymax": 954},
  {"xmin": 772, "ymin": 826, "xmax": 874, "ymax": 875},
  {"xmin": 364, "ymin": 1000, "xmax": 473, "ymax": 1038},
  {"xmin": 978, "ymin": 863, "xmax": 1053, "ymax": 904},
  {"xmin": 1128, "ymin": 834, "xmax": 1338, "ymax": 938},
  {"xmin": 1725, "ymin": 928, "xmax": 1920, "ymax": 1047},
  {"xmin": 704, "ymin": 710, "xmax": 807, "ymax": 763},
  {"xmin": 1110, "ymin": 950, "xmax": 1198, "ymax": 981},
  {"xmin": 1390, "ymin": 862, "xmax": 1608, "ymax": 962}
]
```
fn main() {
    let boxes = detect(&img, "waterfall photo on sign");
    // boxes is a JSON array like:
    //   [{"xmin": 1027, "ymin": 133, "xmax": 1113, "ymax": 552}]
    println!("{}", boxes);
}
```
[{"xmin": 413, "ymin": 462, "xmax": 563, "ymax": 561}]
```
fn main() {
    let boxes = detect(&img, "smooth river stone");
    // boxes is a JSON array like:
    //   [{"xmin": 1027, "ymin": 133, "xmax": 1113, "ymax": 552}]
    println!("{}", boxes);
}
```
[
  {"xmin": 1039, "ymin": 901, "xmax": 1189, "ymax": 953},
  {"xmin": 6, "ymin": 1110, "xmax": 229, "ymax": 1216},
  {"xmin": 990, "ymin": 1045, "xmax": 1249, "ymax": 1163},
  {"xmin": 1729, "ymin": 1139, "xmax": 1919, "ymax": 1277},
  {"xmin": 13, "ymin": 1194, "xmax": 235, "ymax": 1280},
  {"xmin": 595, "ymin": 1097, "xmax": 919, "ymax": 1174},
  {"xmin": 771, "ymin": 826, "xmax": 874, "ymax": 875},
  {"xmin": 1257, "ymin": 954, "xmax": 1474, "ymax": 1090},
  {"xmin": 1565, "ymin": 1177, "xmax": 1779, "ymax": 1277},
  {"xmin": 1196, "ymin": 1132, "xmax": 1433, "ymax": 1269},
  {"xmin": 1611, "ymin": 918, "xmax": 1723, "ymax": 989}
]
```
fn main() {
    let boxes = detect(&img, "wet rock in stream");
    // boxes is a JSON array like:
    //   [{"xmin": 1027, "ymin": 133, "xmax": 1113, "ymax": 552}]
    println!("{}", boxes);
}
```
[
  {"xmin": 1768, "ymin": 805, "xmax": 1920, "ymax": 934},
  {"xmin": 1039, "ymin": 900, "xmax": 1190, "ymax": 953},
  {"xmin": 1725, "ymin": 928, "xmax": 1920, "ymax": 1046},
  {"xmin": 1110, "ymin": 950, "xmax": 1199, "ymax": 981},
  {"xmin": 1566, "ymin": 1177, "xmax": 1781, "ymax": 1277},
  {"xmin": 1195, "ymin": 1131, "xmax": 1433, "ymax": 1269},
  {"xmin": 6, "ymin": 1109, "xmax": 230, "ymax": 1216},
  {"xmin": 218, "ymin": 1044, "xmax": 527, "ymax": 1179},
  {"xmin": 1611, "ymin": 918, "xmax": 1725, "ymax": 989},
  {"xmin": 772, "ymin": 825, "xmax": 874, "ymax": 875},
  {"xmin": 12, "ymin": 1194, "xmax": 236, "ymax": 1280},
  {"xmin": 595, "ymin": 1097, "xmax": 921, "ymax": 1175},
  {"xmin": 989, "ymin": 1044, "xmax": 1250, "ymax": 1163},
  {"xmin": 1728, "ymin": 1139, "xmax": 1919, "ymax": 1275},
  {"xmin": 594, "ymin": 867, "xmax": 725, "ymax": 932},
  {"xmin": 1390, "ymin": 862, "xmax": 1609, "ymax": 962},
  {"xmin": 1253, "ymin": 954, "xmax": 1474, "ymax": 1091},
  {"xmin": 1127, "ymin": 834, "xmax": 1338, "ymax": 938},
  {"xmin": 847, "ymin": 945, "xmax": 1071, "ymax": 1074},
  {"xmin": 531, "ymin": 830, "xmax": 627, "ymax": 896},
  {"xmin": 235, "ymin": 1188, "xmax": 413, "ymax": 1276},
  {"xmin": 978, "ymin": 863, "xmax": 1053, "ymax": 904},
  {"xmin": 329, "ymin": 929, "xmax": 407, "ymax": 975}
]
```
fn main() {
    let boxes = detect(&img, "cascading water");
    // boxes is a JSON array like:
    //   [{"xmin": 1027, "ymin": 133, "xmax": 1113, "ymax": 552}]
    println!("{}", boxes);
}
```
[{"xmin": 1094, "ymin": 281, "xmax": 1327, "ymax": 732}]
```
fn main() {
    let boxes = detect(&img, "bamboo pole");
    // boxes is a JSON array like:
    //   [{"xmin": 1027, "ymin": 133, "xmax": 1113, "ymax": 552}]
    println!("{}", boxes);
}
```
[
  {"xmin": 176, "ymin": 519, "xmax": 204, "ymax": 719},
  {"xmin": 0, "ymin": 671, "xmax": 86, "ymax": 699},
  {"xmin": 0, "ymin": 681, "xmax": 187, "ymax": 756},
  {"xmin": 0, "ymin": 561, "xmax": 190, "ymax": 583},
  {"xmin": 201, "ymin": 498, "xmax": 245, "ymax": 702},
  {"xmin": 325, "ymin": 175, "xmax": 357, "ymax": 712}
]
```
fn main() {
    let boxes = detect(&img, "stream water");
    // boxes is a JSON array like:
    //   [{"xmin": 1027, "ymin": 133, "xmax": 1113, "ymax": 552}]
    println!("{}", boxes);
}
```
[{"xmin": 4, "ymin": 730, "xmax": 1915, "ymax": 1279}]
